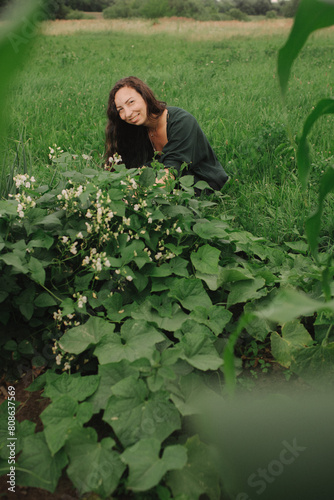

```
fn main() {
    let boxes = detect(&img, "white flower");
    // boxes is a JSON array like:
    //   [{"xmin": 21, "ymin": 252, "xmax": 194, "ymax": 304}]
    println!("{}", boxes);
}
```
[
  {"xmin": 82, "ymin": 256, "xmax": 90, "ymax": 265},
  {"xmin": 175, "ymin": 227, "xmax": 182, "ymax": 233},
  {"xmin": 148, "ymin": 217, "xmax": 152, "ymax": 224},
  {"xmin": 53, "ymin": 309, "xmax": 63, "ymax": 321},
  {"xmin": 76, "ymin": 232, "xmax": 83, "ymax": 238},
  {"xmin": 82, "ymin": 154, "xmax": 92, "ymax": 160},
  {"xmin": 155, "ymin": 252, "xmax": 163, "ymax": 260},
  {"xmin": 126, "ymin": 275, "xmax": 133, "ymax": 281},
  {"xmin": 56, "ymin": 354, "xmax": 62, "ymax": 365},
  {"xmin": 61, "ymin": 236, "xmax": 69, "ymax": 243},
  {"xmin": 86, "ymin": 210, "xmax": 93, "ymax": 218},
  {"xmin": 49, "ymin": 147, "xmax": 55, "ymax": 154},
  {"xmin": 70, "ymin": 242, "xmax": 78, "ymax": 254},
  {"xmin": 63, "ymin": 362, "xmax": 71, "ymax": 371},
  {"xmin": 134, "ymin": 204, "xmax": 140, "ymax": 211}
]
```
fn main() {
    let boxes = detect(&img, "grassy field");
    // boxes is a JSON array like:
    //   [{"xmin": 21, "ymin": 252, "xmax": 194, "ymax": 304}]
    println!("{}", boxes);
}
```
[{"xmin": 2, "ymin": 17, "xmax": 334, "ymax": 245}]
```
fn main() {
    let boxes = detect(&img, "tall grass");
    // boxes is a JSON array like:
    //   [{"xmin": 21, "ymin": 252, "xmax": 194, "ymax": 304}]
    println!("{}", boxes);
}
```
[{"xmin": 2, "ymin": 25, "xmax": 333, "ymax": 245}]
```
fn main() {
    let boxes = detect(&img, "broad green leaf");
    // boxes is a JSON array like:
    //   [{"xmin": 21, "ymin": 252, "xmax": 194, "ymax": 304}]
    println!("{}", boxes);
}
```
[
  {"xmin": 41, "ymin": 396, "xmax": 93, "ymax": 455},
  {"xmin": 66, "ymin": 427, "xmax": 125, "ymax": 497},
  {"xmin": 175, "ymin": 322, "xmax": 223, "ymax": 371},
  {"xmin": 0, "ymin": 252, "xmax": 28, "ymax": 274},
  {"xmin": 0, "ymin": 200, "xmax": 18, "ymax": 217},
  {"xmin": 227, "ymin": 277, "xmax": 266, "ymax": 307},
  {"xmin": 220, "ymin": 267, "xmax": 254, "ymax": 283},
  {"xmin": 291, "ymin": 343, "xmax": 334, "ymax": 385},
  {"xmin": 138, "ymin": 166, "xmax": 156, "ymax": 187},
  {"xmin": 87, "ymin": 361, "xmax": 139, "ymax": 413},
  {"xmin": 122, "ymin": 438, "xmax": 187, "ymax": 492},
  {"xmin": 168, "ymin": 278, "xmax": 212, "ymax": 311},
  {"xmin": 278, "ymin": 0, "xmax": 334, "ymax": 96},
  {"xmin": 34, "ymin": 292, "xmax": 57, "ymax": 308},
  {"xmin": 28, "ymin": 256, "xmax": 46, "ymax": 285},
  {"xmin": 243, "ymin": 290, "xmax": 279, "ymax": 341},
  {"xmin": 166, "ymin": 435, "xmax": 221, "ymax": 500},
  {"xmin": 193, "ymin": 220, "xmax": 229, "ymax": 239},
  {"xmin": 27, "ymin": 230, "xmax": 54, "ymax": 250},
  {"xmin": 257, "ymin": 288, "xmax": 334, "ymax": 323},
  {"xmin": 190, "ymin": 305, "xmax": 232, "ymax": 336},
  {"xmin": 169, "ymin": 372, "xmax": 223, "ymax": 417},
  {"xmin": 16, "ymin": 433, "xmax": 68, "ymax": 493},
  {"xmin": 191, "ymin": 244, "xmax": 220, "ymax": 275},
  {"xmin": 131, "ymin": 300, "xmax": 188, "ymax": 331},
  {"xmin": 43, "ymin": 372, "xmax": 100, "ymax": 402},
  {"xmin": 271, "ymin": 319, "xmax": 314, "ymax": 368},
  {"xmin": 59, "ymin": 316, "xmax": 115, "ymax": 354},
  {"xmin": 297, "ymin": 99, "xmax": 334, "ymax": 190},
  {"xmin": 94, "ymin": 319, "xmax": 164, "ymax": 364},
  {"xmin": 284, "ymin": 240, "xmax": 309, "ymax": 254},
  {"xmin": 167, "ymin": 256, "xmax": 189, "ymax": 277},
  {"xmin": 103, "ymin": 377, "xmax": 181, "ymax": 447}
]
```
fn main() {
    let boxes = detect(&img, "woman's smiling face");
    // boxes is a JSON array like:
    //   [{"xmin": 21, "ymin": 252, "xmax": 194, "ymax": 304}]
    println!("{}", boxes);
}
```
[{"xmin": 114, "ymin": 86, "xmax": 149, "ymax": 126}]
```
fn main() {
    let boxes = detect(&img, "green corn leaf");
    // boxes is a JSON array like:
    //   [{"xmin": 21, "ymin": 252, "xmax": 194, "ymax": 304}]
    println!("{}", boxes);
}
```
[
  {"xmin": 305, "ymin": 165, "xmax": 334, "ymax": 256},
  {"xmin": 0, "ymin": 0, "xmax": 42, "ymax": 140},
  {"xmin": 297, "ymin": 98, "xmax": 334, "ymax": 190},
  {"xmin": 278, "ymin": 0, "xmax": 334, "ymax": 97}
]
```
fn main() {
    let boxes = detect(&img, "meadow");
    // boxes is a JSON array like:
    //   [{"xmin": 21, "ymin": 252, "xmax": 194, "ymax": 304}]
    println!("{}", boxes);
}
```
[
  {"xmin": 2, "ymin": 17, "xmax": 334, "ymax": 246},
  {"xmin": 1, "ymin": 13, "xmax": 334, "ymax": 499}
]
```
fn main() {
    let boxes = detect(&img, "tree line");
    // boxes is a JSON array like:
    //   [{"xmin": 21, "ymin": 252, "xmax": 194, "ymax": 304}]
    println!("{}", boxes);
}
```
[{"xmin": 0, "ymin": 0, "xmax": 300, "ymax": 21}]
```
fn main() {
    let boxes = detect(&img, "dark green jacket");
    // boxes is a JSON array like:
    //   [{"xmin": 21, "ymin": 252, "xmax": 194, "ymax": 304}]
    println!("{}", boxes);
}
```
[{"xmin": 151, "ymin": 106, "xmax": 228, "ymax": 190}]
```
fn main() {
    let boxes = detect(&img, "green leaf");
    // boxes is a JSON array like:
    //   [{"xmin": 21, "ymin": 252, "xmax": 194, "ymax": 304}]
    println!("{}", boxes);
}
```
[
  {"xmin": 175, "ymin": 321, "xmax": 223, "ymax": 371},
  {"xmin": 169, "ymin": 372, "xmax": 223, "ymax": 417},
  {"xmin": 271, "ymin": 319, "xmax": 314, "ymax": 368},
  {"xmin": 94, "ymin": 319, "xmax": 164, "ymax": 364},
  {"xmin": 278, "ymin": 0, "xmax": 334, "ymax": 97},
  {"xmin": 191, "ymin": 244, "xmax": 220, "ymax": 275},
  {"xmin": 16, "ymin": 433, "xmax": 68, "ymax": 493},
  {"xmin": 297, "ymin": 99, "xmax": 334, "ymax": 190},
  {"xmin": 190, "ymin": 305, "xmax": 232, "ymax": 336},
  {"xmin": 305, "ymin": 165, "xmax": 334, "ymax": 256},
  {"xmin": 34, "ymin": 292, "xmax": 57, "ymax": 308},
  {"xmin": 66, "ymin": 427, "xmax": 125, "ymax": 497},
  {"xmin": 28, "ymin": 256, "xmax": 46, "ymax": 285},
  {"xmin": 131, "ymin": 299, "xmax": 188, "ymax": 331},
  {"xmin": 122, "ymin": 438, "xmax": 187, "ymax": 492},
  {"xmin": 43, "ymin": 372, "xmax": 100, "ymax": 402},
  {"xmin": 0, "ymin": 0, "xmax": 41, "ymax": 138},
  {"xmin": 27, "ymin": 230, "xmax": 54, "ymax": 250},
  {"xmin": 138, "ymin": 166, "xmax": 156, "ymax": 186},
  {"xmin": 227, "ymin": 277, "xmax": 266, "ymax": 307},
  {"xmin": 88, "ymin": 361, "xmax": 139, "ymax": 413},
  {"xmin": 0, "ymin": 252, "xmax": 28, "ymax": 274},
  {"xmin": 59, "ymin": 316, "xmax": 115, "ymax": 354},
  {"xmin": 291, "ymin": 343, "xmax": 334, "ymax": 385},
  {"xmin": 103, "ymin": 377, "xmax": 181, "ymax": 447},
  {"xmin": 257, "ymin": 288, "xmax": 334, "ymax": 324},
  {"xmin": 193, "ymin": 220, "xmax": 229, "ymax": 239},
  {"xmin": 168, "ymin": 278, "xmax": 212, "ymax": 311},
  {"xmin": 41, "ymin": 396, "xmax": 93, "ymax": 455},
  {"xmin": 166, "ymin": 435, "xmax": 221, "ymax": 500}
]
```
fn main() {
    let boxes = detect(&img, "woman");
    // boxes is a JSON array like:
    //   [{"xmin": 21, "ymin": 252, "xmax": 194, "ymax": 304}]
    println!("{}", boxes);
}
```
[{"xmin": 105, "ymin": 76, "xmax": 228, "ymax": 191}]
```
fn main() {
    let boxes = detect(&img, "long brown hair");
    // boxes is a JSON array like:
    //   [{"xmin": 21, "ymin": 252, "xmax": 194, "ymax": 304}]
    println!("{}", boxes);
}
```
[{"xmin": 105, "ymin": 76, "xmax": 166, "ymax": 169}]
